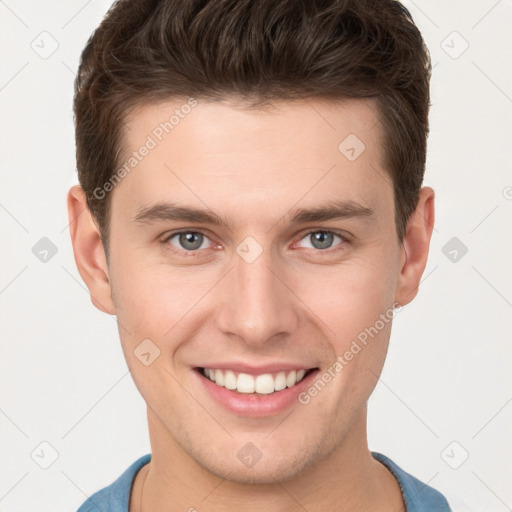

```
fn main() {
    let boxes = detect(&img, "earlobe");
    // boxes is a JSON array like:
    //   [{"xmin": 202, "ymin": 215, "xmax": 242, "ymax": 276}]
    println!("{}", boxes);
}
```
[
  {"xmin": 394, "ymin": 186, "xmax": 435, "ymax": 307},
  {"xmin": 67, "ymin": 185, "xmax": 115, "ymax": 315}
]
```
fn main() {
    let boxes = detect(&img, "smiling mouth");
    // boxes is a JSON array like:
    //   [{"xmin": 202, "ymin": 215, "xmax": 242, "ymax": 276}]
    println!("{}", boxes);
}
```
[{"xmin": 196, "ymin": 367, "xmax": 318, "ymax": 395}]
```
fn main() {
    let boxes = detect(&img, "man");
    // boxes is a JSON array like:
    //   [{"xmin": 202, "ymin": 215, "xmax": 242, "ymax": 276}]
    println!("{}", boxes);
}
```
[{"xmin": 67, "ymin": 0, "xmax": 451, "ymax": 510}]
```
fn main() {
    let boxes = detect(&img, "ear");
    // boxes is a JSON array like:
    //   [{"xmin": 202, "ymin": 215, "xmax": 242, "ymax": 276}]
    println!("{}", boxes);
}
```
[
  {"xmin": 67, "ymin": 185, "xmax": 115, "ymax": 315},
  {"xmin": 394, "ymin": 186, "xmax": 435, "ymax": 307}
]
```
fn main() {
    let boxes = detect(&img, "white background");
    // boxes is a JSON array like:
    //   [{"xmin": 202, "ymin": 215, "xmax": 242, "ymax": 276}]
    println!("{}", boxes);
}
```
[{"xmin": 1, "ymin": 1, "xmax": 511, "ymax": 510}]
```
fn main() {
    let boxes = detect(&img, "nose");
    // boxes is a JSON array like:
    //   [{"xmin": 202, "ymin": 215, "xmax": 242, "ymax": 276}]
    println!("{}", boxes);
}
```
[{"xmin": 216, "ymin": 242, "xmax": 299, "ymax": 348}]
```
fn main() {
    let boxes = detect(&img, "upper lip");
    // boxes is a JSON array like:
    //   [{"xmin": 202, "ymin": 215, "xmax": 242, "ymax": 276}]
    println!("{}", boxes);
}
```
[{"xmin": 195, "ymin": 362, "xmax": 318, "ymax": 375}]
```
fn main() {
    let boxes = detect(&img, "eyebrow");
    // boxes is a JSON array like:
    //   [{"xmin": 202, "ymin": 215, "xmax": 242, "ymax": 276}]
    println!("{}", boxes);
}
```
[{"xmin": 132, "ymin": 199, "xmax": 375, "ymax": 228}]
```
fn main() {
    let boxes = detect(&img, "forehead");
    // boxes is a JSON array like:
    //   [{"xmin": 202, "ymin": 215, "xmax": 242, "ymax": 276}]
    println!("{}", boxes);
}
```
[
  {"xmin": 112, "ymin": 97, "xmax": 392, "ymax": 226},
  {"xmin": 123, "ymin": 96, "xmax": 382, "ymax": 155}
]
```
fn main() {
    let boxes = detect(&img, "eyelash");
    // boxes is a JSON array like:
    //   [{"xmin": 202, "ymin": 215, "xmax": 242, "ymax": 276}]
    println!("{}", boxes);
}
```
[{"xmin": 161, "ymin": 229, "xmax": 350, "ymax": 258}]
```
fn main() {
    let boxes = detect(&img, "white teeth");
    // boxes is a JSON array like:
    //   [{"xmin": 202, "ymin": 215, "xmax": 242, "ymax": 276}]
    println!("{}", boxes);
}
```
[
  {"xmin": 224, "ymin": 370, "xmax": 237, "ymax": 390},
  {"xmin": 286, "ymin": 370, "xmax": 297, "ymax": 388},
  {"xmin": 201, "ymin": 367, "xmax": 311, "ymax": 394},
  {"xmin": 237, "ymin": 373, "xmax": 255, "ymax": 393},
  {"xmin": 255, "ymin": 374, "xmax": 275, "ymax": 394},
  {"xmin": 274, "ymin": 371, "xmax": 287, "ymax": 391},
  {"xmin": 214, "ymin": 369, "xmax": 224, "ymax": 386}
]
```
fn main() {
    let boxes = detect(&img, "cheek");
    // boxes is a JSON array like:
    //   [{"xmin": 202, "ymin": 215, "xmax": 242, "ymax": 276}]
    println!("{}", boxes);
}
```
[
  {"xmin": 110, "ymin": 263, "xmax": 220, "ymax": 386},
  {"xmin": 293, "ymin": 253, "xmax": 398, "ymax": 342},
  {"xmin": 111, "ymin": 262, "xmax": 197, "ymax": 330},
  {"xmin": 289, "ymin": 254, "xmax": 398, "ymax": 407},
  {"xmin": 108, "ymin": 266, "xmax": 177, "ymax": 375},
  {"xmin": 110, "ymin": 266, "xmax": 189, "ymax": 409}
]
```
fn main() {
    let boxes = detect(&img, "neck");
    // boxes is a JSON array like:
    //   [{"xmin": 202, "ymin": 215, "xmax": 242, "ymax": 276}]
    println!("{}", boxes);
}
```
[{"xmin": 131, "ymin": 406, "xmax": 404, "ymax": 512}]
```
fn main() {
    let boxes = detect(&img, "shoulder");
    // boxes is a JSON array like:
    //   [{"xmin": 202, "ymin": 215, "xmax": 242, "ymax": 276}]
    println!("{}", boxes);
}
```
[
  {"xmin": 76, "ymin": 454, "xmax": 152, "ymax": 512},
  {"xmin": 372, "ymin": 452, "xmax": 452, "ymax": 512}
]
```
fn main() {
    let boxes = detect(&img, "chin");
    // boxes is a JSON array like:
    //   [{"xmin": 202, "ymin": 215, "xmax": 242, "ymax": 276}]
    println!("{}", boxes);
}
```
[
  {"xmin": 201, "ymin": 458, "xmax": 307, "ymax": 485},
  {"xmin": 189, "ymin": 439, "xmax": 329, "ymax": 485}
]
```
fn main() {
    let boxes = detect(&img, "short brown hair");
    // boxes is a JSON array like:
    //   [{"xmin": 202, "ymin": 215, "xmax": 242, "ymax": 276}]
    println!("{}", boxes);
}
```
[{"xmin": 74, "ymin": 0, "xmax": 431, "ymax": 259}]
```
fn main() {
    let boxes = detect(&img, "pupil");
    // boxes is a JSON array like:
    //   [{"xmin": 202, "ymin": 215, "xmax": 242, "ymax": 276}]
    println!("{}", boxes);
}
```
[
  {"xmin": 181, "ymin": 232, "xmax": 202, "ymax": 250},
  {"xmin": 312, "ymin": 231, "xmax": 332, "ymax": 249}
]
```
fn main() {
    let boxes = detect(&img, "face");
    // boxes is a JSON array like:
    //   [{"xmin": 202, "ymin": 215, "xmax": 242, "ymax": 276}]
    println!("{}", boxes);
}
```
[{"xmin": 71, "ymin": 97, "xmax": 430, "ymax": 484}]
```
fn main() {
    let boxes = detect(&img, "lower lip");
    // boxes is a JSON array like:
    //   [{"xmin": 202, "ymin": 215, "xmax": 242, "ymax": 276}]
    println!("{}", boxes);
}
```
[{"xmin": 194, "ymin": 368, "xmax": 319, "ymax": 417}]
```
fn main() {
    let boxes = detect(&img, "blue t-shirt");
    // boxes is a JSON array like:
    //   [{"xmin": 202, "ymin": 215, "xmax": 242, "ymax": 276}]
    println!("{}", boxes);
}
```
[{"xmin": 76, "ymin": 452, "xmax": 451, "ymax": 511}]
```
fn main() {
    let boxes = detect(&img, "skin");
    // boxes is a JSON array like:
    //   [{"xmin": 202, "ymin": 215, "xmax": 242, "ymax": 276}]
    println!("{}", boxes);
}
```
[{"xmin": 67, "ymin": 97, "xmax": 434, "ymax": 512}]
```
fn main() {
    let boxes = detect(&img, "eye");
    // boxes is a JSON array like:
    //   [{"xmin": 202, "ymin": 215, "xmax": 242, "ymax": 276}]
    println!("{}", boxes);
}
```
[
  {"xmin": 296, "ymin": 230, "xmax": 347, "ymax": 251},
  {"xmin": 162, "ymin": 229, "xmax": 349, "ymax": 258},
  {"xmin": 164, "ymin": 231, "xmax": 212, "ymax": 254}
]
